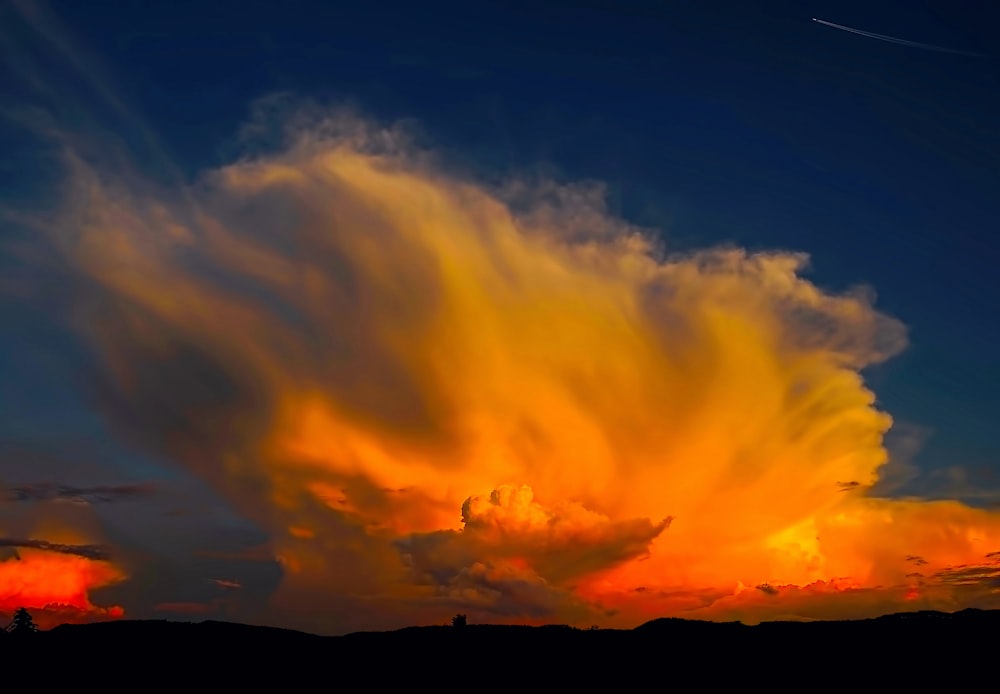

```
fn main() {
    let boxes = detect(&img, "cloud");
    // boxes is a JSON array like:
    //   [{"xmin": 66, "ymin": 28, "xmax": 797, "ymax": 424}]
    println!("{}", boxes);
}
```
[
  {"xmin": 456, "ymin": 486, "xmax": 670, "ymax": 579},
  {"xmin": 0, "ymin": 549, "xmax": 125, "ymax": 626},
  {"xmin": 2, "ymin": 0, "xmax": 181, "ymax": 182},
  {"xmin": 0, "ymin": 538, "xmax": 111, "ymax": 561},
  {"xmin": 429, "ymin": 560, "xmax": 586, "ymax": 620},
  {"xmin": 11, "ymin": 103, "xmax": 1000, "ymax": 632},
  {"xmin": 394, "ymin": 485, "xmax": 669, "ymax": 617},
  {"xmin": 195, "ymin": 546, "xmax": 279, "ymax": 563},
  {"xmin": 868, "ymin": 422, "xmax": 930, "ymax": 497},
  {"xmin": 0, "ymin": 537, "xmax": 124, "ymax": 625},
  {"xmin": 931, "ymin": 563, "xmax": 1000, "ymax": 588},
  {"xmin": 5, "ymin": 483, "xmax": 154, "ymax": 504}
]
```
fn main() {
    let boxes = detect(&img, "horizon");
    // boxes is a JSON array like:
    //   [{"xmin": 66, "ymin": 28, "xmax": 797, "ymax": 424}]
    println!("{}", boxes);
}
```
[
  {"xmin": 2, "ymin": 0, "xmax": 1000, "ymax": 636},
  {"xmin": 11, "ymin": 604, "xmax": 1000, "ymax": 637}
]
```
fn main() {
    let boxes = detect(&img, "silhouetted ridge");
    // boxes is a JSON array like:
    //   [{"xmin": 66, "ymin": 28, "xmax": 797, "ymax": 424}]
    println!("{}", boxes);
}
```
[
  {"xmin": 8, "ymin": 610, "xmax": 997, "ymax": 686},
  {"xmin": 48, "ymin": 618, "xmax": 322, "ymax": 641},
  {"xmin": 634, "ymin": 616, "xmax": 746, "ymax": 632}
]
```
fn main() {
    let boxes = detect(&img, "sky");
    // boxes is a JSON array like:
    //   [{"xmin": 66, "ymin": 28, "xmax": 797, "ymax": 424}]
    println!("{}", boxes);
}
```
[{"xmin": 0, "ymin": 0, "xmax": 999, "ymax": 634}]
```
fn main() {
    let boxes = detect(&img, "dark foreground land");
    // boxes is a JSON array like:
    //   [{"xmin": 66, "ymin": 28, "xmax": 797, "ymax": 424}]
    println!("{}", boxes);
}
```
[{"xmin": 5, "ymin": 609, "xmax": 995, "ymax": 685}]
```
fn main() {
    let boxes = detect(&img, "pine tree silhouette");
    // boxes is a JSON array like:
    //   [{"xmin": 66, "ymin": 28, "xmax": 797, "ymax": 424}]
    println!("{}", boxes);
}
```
[{"xmin": 7, "ymin": 607, "xmax": 38, "ymax": 635}]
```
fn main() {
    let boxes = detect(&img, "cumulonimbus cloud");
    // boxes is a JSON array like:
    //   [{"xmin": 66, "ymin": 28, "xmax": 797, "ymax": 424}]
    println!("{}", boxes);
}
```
[
  {"xmin": 0, "ymin": 543, "xmax": 125, "ymax": 628},
  {"xmin": 11, "ymin": 103, "xmax": 1000, "ymax": 632}
]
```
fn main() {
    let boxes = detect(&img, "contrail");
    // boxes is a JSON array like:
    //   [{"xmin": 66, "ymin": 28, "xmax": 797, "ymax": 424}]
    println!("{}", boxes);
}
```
[{"xmin": 813, "ymin": 18, "xmax": 985, "ymax": 57}]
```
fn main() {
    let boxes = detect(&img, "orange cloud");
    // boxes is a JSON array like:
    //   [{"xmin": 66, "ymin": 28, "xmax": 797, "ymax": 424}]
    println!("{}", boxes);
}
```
[
  {"xmin": 405, "ymin": 485, "xmax": 669, "ymax": 579},
  {"xmin": 0, "ymin": 550, "xmax": 125, "ymax": 629},
  {"xmin": 462, "ymin": 485, "xmax": 672, "ymax": 575},
  {"xmin": 27, "ymin": 107, "xmax": 1000, "ymax": 632},
  {"xmin": 396, "ymin": 485, "xmax": 670, "ymax": 618}
]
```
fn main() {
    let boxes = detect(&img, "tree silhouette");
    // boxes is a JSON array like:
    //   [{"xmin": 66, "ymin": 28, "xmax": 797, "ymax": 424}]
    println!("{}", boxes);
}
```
[
  {"xmin": 7, "ymin": 607, "xmax": 38, "ymax": 635},
  {"xmin": 451, "ymin": 614, "xmax": 467, "ymax": 628}
]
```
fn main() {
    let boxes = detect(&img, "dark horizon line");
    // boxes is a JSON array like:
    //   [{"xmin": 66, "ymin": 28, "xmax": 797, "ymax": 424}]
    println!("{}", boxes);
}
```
[{"xmin": 26, "ymin": 605, "xmax": 999, "ymax": 639}]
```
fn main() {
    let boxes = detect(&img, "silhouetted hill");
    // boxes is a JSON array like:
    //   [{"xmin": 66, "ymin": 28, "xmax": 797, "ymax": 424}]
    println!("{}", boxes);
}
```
[
  {"xmin": 636, "ymin": 606, "xmax": 999, "ymax": 635},
  {"xmin": 6, "ymin": 610, "xmax": 995, "ymax": 686},
  {"xmin": 47, "ymin": 618, "xmax": 324, "ymax": 644}
]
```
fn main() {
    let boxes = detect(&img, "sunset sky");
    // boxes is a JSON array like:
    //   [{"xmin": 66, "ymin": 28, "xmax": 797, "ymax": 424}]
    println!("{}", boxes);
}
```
[{"xmin": 1, "ymin": 0, "xmax": 999, "ymax": 635}]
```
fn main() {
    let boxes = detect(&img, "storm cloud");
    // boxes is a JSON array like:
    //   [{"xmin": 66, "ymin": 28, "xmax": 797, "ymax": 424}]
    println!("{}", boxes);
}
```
[{"xmin": 6, "ymin": 104, "xmax": 1000, "ymax": 633}]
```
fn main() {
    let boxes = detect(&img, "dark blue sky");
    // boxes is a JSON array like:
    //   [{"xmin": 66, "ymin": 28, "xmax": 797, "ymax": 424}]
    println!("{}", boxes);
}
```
[{"xmin": 1, "ymin": 0, "xmax": 1000, "ymax": 624}]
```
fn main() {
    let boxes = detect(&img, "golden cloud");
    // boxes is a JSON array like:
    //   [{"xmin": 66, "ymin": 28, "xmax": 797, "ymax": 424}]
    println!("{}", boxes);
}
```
[{"xmin": 22, "ymin": 107, "xmax": 1000, "ymax": 632}]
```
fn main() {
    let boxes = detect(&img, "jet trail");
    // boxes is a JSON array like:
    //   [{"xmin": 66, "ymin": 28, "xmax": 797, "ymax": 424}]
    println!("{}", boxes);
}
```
[{"xmin": 812, "ymin": 18, "xmax": 985, "ymax": 57}]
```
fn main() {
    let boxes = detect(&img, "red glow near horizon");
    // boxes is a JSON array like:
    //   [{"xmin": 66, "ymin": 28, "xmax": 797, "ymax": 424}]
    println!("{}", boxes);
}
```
[{"xmin": 0, "ymin": 550, "xmax": 125, "ymax": 628}]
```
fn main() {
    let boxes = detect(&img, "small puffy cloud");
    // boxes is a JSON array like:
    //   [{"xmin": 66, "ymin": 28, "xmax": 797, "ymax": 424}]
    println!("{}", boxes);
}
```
[
  {"xmin": 395, "ymin": 485, "xmax": 669, "ymax": 618},
  {"xmin": 456, "ymin": 485, "xmax": 672, "ymax": 582},
  {"xmin": 401, "ymin": 485, "xmax": 669, "ymax": 582}
]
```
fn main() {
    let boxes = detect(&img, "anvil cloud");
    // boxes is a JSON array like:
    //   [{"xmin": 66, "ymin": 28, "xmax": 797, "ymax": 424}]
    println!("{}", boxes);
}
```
[{"xmin": 10, "ymin": 107, "xmax": 1000, "ymax": 633}]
